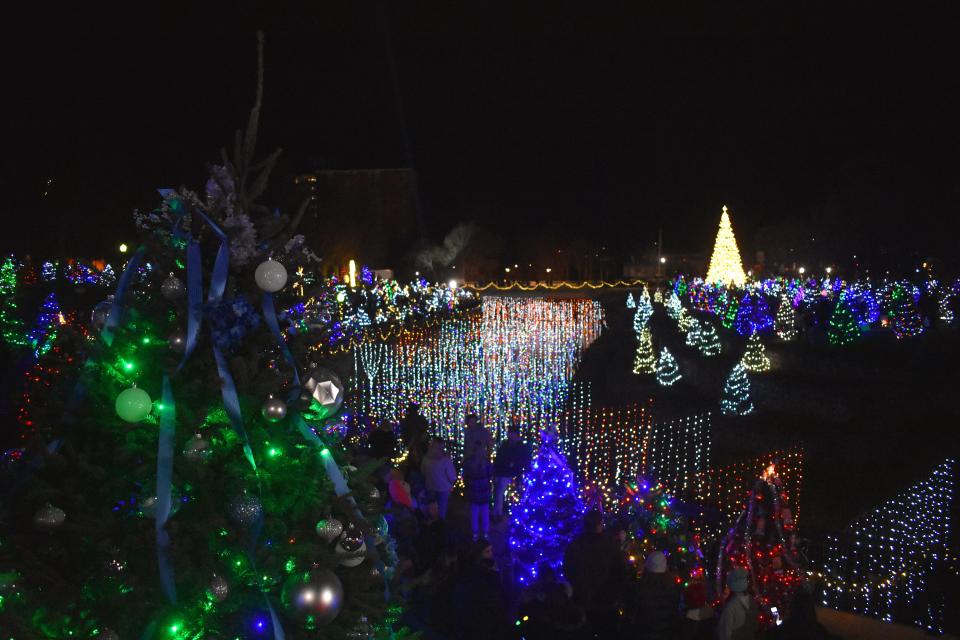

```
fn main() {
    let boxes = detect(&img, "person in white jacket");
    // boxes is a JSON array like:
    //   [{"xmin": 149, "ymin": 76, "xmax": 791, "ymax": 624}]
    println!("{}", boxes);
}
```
[{"xmin": 421, "ymin": 439, "xmax": 457, "ymax": 519}]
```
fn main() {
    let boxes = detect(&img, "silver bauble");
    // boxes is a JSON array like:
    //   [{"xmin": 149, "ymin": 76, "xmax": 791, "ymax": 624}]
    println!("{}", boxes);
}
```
[
  {"xmin": 346, "ymin": 616, "xmax": 373, "ymax": 639},
  {"xmin": 33, "ymin": 504, "xmax": 66, "ymax": 530},
  {"xmin": 183, "ymin": 432, "xmax": 212, "ymax": 463},
  {"xmin": 90, "ymin": 297, "xmax": 114, "ymax": 331},
  {"xmin": 261, "ymin": 395, "xmax": 287, "ymax": 422},
  {"xmin": 161, "ymin": 273, "xmax": 186, "ymax": 300},
  {"xmin": 281, "ymin": 569, "xmax": 344, "ymax": 626},
  {"xmin": 254, "ymin": 259, "xmax": 288, "ymax": 293},
  {"xmin": 336, "ymin": 526, "xmax": 366, "ymax": 567},
  {"xmin": 208, "ymin": 573, "xmax": 230, "ymax": 602},
  {"xmin": 299, "ymin": 367, "xmax": 344, "ymax": 417},
  {"xmin": 168, "ymin": 331, "xmax": 187, "ymax": 354},
  {"xmin": 368, "ymin": 486, "xmax": 381, "ymax": 499},
  {"xmin": 228, "ymin": 491, "xmax": 262, "ymax": 529},
  {"xmin": 315, "ymin": 518, "xmax": 344, "ymax": 543}
]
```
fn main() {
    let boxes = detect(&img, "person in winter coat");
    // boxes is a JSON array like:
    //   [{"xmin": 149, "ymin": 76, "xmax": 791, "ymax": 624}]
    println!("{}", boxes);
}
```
[
  {"xmin": 400, "ymin": 401, "xmax": 430, "ymax": 455},
  {"xmin": 518, "ymin": 563, "xmax": 586, "ymax": 640},
  {"xmin": 368, "ymin": 419, "xmax": 398, "ymax": 460},
  {"xmin": 680, "ymin": 577, "xmax": 715, "ymax": 640},
  {"xmin": 562, "ymin": 510, "xmax": 628, "ymax": 638},
  {"xmin": 631, "ymin": 551, "xmax": 681, "ymax": 640},
  {"xmin": 454, "ymin": 539, "xmax": 514, "ymax": 640},
  {"xmin": 463, "ymin": 414, "xmax": 493, "ymax": 458},
  {"xmin": 767, "ymin": 588, "xmax": 839, "ymax": 640},
  {"xmin": 492, "ymin": 423, "xmax": 532, "ymax": 520},
  {"xmin": 421, "ymin": 438, "xmax": 458, "ymax": 519},
  {"xmin": 717, "ymin": 568, "xmax": 757, "ymax": 640},
  {"xmin": 462, "ymin": 436, "xmax": 493, "ymax": 541}
]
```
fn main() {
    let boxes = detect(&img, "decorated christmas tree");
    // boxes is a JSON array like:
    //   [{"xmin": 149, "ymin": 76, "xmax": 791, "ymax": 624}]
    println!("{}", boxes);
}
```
[
  {"xmin": 716, "ymin": 461, "xmax": 801, "ymax": 628},
  {"xmin": 705, "ymin": 205, "xmax": 747, "ymax": 287},
  {"xmin": 0, "ymin": 37, "xmax": 396, "ymax": 639},
  {"xmin": 697, "ymin": 321, "xmax": 722, "ymax": 356},
  {"xmin": 684, "ymin": 318, "xmax": 702, "ymax": 347},
  {"xmin": 938, "ymin": 292, "xmax": 954, "ymax": 325},
  {"xmin": 509, "ymin": 427, "xmax": 586, "ymax": 584},
  {"xmin": 677, "ymin": 307, "xmax": 695, "ymax": 333},
  {"xmin": 666, "ymin": 292, "xmax": 682, "ymax": 319},
  {"xmin": 827, "ymin": 294, "xmax": 861, "ymax": 346},
  {"xmin": 633, "ymin": 300, "xmax": 652, "ymax": 334},
  {"xmin": 1, "ymin": 255, "xmax": 28, "ymax": 347},
  {"xmin": 721, "ymin": 363, "xmax": 754, "ymax": 416},
  {"xmin": 741, "ymin": 332, "xmax": 771, "ymax": 373},
  {"xmin": 890, "ymin": 283, "xmax": 924, "ymax": 339},
  {"xmin": 653, "ymin": 289, "xmax": 663, "ymax": 304},
  {"xmin": 734, "ymin": 290, "xmax": 773, "ymax": 336},
  {"xmin": 27, "ymin": 292, "xmax": 61, "ymax": 358},
  {"xmin": 626, "ymin": 292, "xmax": 636, "ymax": 309},
  {"xmin": 618, "ymin": 478, "xmax": 703, "ymax": 582},
  {"xmin": 655, "ymin": 347, "xmax": 681, "ymax": 386},
  {"xmin": 722, "ymin": 294, "xmax": 739, "ymax": 330},
  {"xmin": 632, "ymin": 327, "xmax": 657, "ymax": 375},
  {"xmin": 774, "ymin": 294, "xmax": 797, "ymax": 341}
]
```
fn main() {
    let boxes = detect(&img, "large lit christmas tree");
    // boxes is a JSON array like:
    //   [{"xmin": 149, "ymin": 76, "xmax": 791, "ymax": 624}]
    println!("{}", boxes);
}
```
[
  {"xmin": 656, "ymin": 347, "xmax": 681, "ymax": 386},
  {"xmin": 697, "ymin": 321, "xmax": 722, "ymax": 356},
  {"xmin": 633, "ymin": 327, "xmax": 657, "ymax": 374},
  {"xmin": 716, "ymin": 461, "xmax": 801, "ymax": 628},
  {"xmin": 1, "ymin": 255, "xmax": 28, "ymax": 347},
  {"xmin": 827, "ymin": 293, "xmax": 861, "ymax": 346},
  {"xmin": 741, "ymin": 332, "xmax": 771, "ymax": 373},
  {"xmin": 705, "ymin": 205, "xmax": 747, "ymax": 287},
  {"xmin": 509, "ymin": 427, "xmax": 586, "ymax": 584},
  {"xmin": 774, "ymin": 294, "xmax": 797, "ymax": 341},
  {"xmin": 721, "ymin": 363, "xmax": 754, "ymax": 416},
  {"xmin": 0, "ymin": 38, "xmax": 395, "ymax": 639}
]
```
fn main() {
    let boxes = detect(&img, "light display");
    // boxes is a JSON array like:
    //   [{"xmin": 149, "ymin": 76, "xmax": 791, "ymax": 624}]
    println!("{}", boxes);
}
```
[
  {"xmin": 818, "ymin": 459, "xmax": 954, "ymax": 634},
  {"xmin": 697, "ymin": 321, "xmax": 722, "ymax": 356},
  {"xmin": 741, "ymin": 332, "xmax": 771, "ymax": 373},
  {"xmin": 775, "ymin": 294, "xmax": 797, "ymax": 341},
  {"xmin": 666, "ymin": 292, "xmax": 682, "ymax": 319},
  {"xmin": 734, "ymin": 290, "xmax": 774, "ymax": 336},
  {"xmin": 632, "ymin": 326, "xmax": 657, "ymax": 375},
  {"xmin": 705, "ymin": 205, "xmax": 748, "ymax": 287},
  {"xmin": 642, "ymin": 412, "xmax": 713, "ymax": 494},
  {"xmin": 1, "ymin": 256, "xmax": 28, "ymax": 347},
  {"xmin": 938, "ymin": 293, "xmax": 954, "ymax": 324},
  {"xmin": 684, "ymin": 317, "xmax": 702, "ymax": 347},
  {"xmin": 468, "ymin": 278, "xmax": 646, "ymax": 292},
  {"xmin": 633, "ymin": 303, "xmax": 651, "ymax": 334},
  {"xmin": 653, "ymin": 289, "xmax": 663, "ymax": 304},
  {"xmin": 890, "ymin": 284, "xmax": 924, "ymax": 339},
  {"xmin": 656, "ymin": 347, "xmax": 682, "ymax": 386},
  {"xmin": 626, "ymin": 292, "xmax": 636, "ymax": 309},
  {"xmin": 827, "ymin": 293, "xmax": 861, "ymax": 346},
  {"xmin": 509, "ymin": 429, "xmax": 586, "ymax": 584},
  {"xmin": 677, "ymin": 307, "xmax": 695, "ymax": 334},
  {"xmin": 715, "ymin": 461, "xmax": 802, "ymax": 629},
  {"xmin": 720, "ymin": 363, "xmax": 753, "ymax": 416},
  {"xmin": 27, "ymin": 292, "xmax": 61, "ymax": 358}
]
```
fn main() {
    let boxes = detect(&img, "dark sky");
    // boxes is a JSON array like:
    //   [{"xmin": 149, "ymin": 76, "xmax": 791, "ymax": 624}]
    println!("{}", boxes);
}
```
[{"xmin": 3, "ymin": 2, "xmax": 960, "ymax": 263}]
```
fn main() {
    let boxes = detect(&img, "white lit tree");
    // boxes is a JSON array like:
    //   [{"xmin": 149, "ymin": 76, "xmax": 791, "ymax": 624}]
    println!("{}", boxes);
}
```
[
  {"xmin": 721, "ymin": 363, "xmax": 754, "ymax": 416},
  {"xmin": 775, "ymin": 294, "xmax": 797, "ymax": 341},
  {"xmin": 705, "ymin": 205, "xmax": 747, "ymax": 287},
  {"xmin": 698, "ymin": 321, "xmax": 722, "ymax": 356},
  {"xmin": 685, "ymin": 318, "xmax": 702, "ymax": 347},
  {"xmin": 626, "ymin": 292, "xmax": 636, "ymax": 309},
  {"xmin": 656, "ymin": 347, "xmax": 681, "ymax": 386},
  {"xmin": 666, "ymin": 292, "xmax": 682, "ymax": 319},
  {"xmin": 633, "ymin": 327, "xmax": 657, "ymax": 375},
  {"xmin": 741, "ymin": 331, "xmax": 771, "ymax": 373}
]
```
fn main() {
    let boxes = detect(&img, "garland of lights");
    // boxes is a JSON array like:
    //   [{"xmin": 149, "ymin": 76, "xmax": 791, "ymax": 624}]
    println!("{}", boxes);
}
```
[{"xmin": 467, "ymin": 279, "xmax": 646, "ymax": 292}]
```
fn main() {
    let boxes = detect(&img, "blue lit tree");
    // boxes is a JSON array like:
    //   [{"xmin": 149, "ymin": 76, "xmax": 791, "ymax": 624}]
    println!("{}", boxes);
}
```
[
  {"xmin": 27, "ymin": 292, "xmax": 61, "ymax": 358},
  {"xmin": 509, "ymin": 428, "xmax": 586, "ymax": 584},
  {"xmin": 626, "ymin": 292, "xmax": 636, "ymax": 309},
  {"xmin": 734, "ymin": 290, "xmax": 773, "ymax": 336}
]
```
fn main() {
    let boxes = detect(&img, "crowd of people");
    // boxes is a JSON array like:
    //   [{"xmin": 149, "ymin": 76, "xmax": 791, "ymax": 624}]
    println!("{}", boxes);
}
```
[{"xmin": 356, "ymin": 403, "xmax": 839, "ymax": 639}]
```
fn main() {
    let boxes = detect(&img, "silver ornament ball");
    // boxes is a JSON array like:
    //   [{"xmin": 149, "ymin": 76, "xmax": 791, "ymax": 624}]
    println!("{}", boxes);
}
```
[
  {"xmin": 261, "ymin": 395, "xmax": 287, "ymax": 422},
  {"xmin": 228, "ymin": 492, "xmax": 263, "ymax": 529},
  {"xmin": 208, "ymin": 573, "xmax": 230, "ymax": 602},
  {"xmin": 90, "ymin": 297, "xmax": 114, "ymax": 331},
  {"xmin": 33, "ymin": 504, "xmax": 66, "ymax": 531},
  {"xmin": 281, "ymin": 569, "xmax": 344, "ymax": 626},
  {"xmin": 300, "ymin": 367, "xmax": 344, "ymax": 417},
  {"xmin": 315, "ymin": 518, "xmax": 344, "ymax": 543},
  {"xmin": 337, "ymin": 526, "xmax": 366, "ymax": 567},
  {"xmin": 161, "ymin": 273, "xmax": 186, "ymax": 300},
  {"xmin": 254, "ymin": 259, "xmax": 288, "ymax": 293},
  {"xmin": 183, "ymin": 432, "xmax": 212, "ymax": 463}
]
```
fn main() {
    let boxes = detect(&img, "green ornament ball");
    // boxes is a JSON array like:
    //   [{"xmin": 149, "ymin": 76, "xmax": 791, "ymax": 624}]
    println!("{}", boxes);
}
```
[{"xmin": 115, "ymin": 386, "xmax": 152, "ymax": 422}]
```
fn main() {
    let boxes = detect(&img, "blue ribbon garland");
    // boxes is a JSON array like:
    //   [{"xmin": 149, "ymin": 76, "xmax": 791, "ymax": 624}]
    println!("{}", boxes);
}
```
[
  {"xmin": 175, "ymin": 241, "xmax": 203, "ymax": 372},
  {"xmin": 155, "ymin": 375, "xmax": 177, "ymax": 603},
  {"xmin": 102, "ymin": 245, "xmax": 146, "ymax": 347},
  {"xmin": 261, "ymin": 293, "xmax": 301, "ymax": 390}
]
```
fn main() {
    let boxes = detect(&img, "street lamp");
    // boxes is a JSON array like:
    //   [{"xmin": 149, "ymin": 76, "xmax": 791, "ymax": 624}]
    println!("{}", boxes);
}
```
[
  {"xmin": 798, "ymin": 266, "xmax": 806, "ymax": 275},
  {"xmin": 825, "ymin": 267, "xmax": 832, "ymax": 274},
  {"xmin": 119, "ymin": 243, "xmax": 128, "ymax": 253},
  {"xmin": 505, "ymin": 267, "xmax": 511, "ymax": 273},
  {"xmin": 545, "ymin": 268, "xmax": 552, "ymax": 273},
  {"xmin": 448, "ymin": 279, "xmax": 457, "ymax": 289},
  {"xmin": 659, "ymin": 257, "xmax": 666, "ymax": 264}
]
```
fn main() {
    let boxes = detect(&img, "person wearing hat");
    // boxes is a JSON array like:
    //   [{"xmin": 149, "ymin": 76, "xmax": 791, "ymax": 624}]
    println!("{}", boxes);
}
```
[
  {"xmin": 492, "ymin": 422, "xmax": 532, "ymax": 520},
  {"xmin": 629, "ymin": 551, "xmax": 681, "ymax": 640},
  {"xmin": 680, "ymin": 576, "xmax": 715, "ymax": 640},
  {"xmin": 717, "ymin": 567, "xmax": 758, "ymax": 640}
]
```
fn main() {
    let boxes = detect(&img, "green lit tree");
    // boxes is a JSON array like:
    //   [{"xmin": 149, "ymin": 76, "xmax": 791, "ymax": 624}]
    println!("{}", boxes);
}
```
[
  {"xmin": 722, "ymin": 295, "xmax": 739, "ymax": 330},
  {"xmin": 656, "ymin": 347, "xmax": 681, "ymax": 386},
  {"xmin": 775, "ymin": 294, "xmax": 797, "ymax": 341},
  {"xmin": 697, "ymin": 321, "xmax": 722, "ymax": 356},
  {"xmin": 741, "ymin": 331, "xmax": 771, "ymax": 373},
  {"xmin": 1, "ymin": 256, "xmax": 28, "ymax": 347},
  {"xmin": 633, "ymin": 327, "xmax": 657, "ymax": 375},
  {"xmin": 721, "ymin": 363, "xmax": 754, "ymax": 416},
  {"xmin": 827, "ymin": 294, "xmax": 861, "ymax": 346},
  {"xmin": 0, "ymin": 37, "xmax": 395, "ymax": 640}
]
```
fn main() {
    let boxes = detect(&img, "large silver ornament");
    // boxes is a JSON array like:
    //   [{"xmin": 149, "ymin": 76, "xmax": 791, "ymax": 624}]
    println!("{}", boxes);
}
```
[
  {"xmin": 90, "ymin": 297, "xmax": 114, "ymax": 331},
  {"xmin": 261, "ymin": 395, "xmax": 287, "ymax": 422},
  {"xmin": 300, "ymin": 367, "xmax": 344, "ymax": 417},
  {"xmin": 281, "ymin": 569, "xmax": 344, "ymax": 626},
  {"xmin": 161, "ymin": 273, "xmax": 186, "ymax": 300},
  {"xmin": 183, "ymin": 432, "xmax": 211, "ymax": 462},
  {"xmin": 228, "ymin": 491, "xmax": 262, "ymax": 529},
  {"xmin": 208, "ymin": 573, "xmax": 230, "ymax": 602},
  {"xmin": 336, "ymin": 525, "xmax": 366, "ymax": 567},
  {"xmin": 254, "ymin": 259, "xmax": 288, "ymax": 293},
  {"xmin": 315, "ymin": 518, "xmax": 344, "ymax": 543},
  {"xmin": 33, "ymin": 504, "xmax": 66, "ymax": 530}
]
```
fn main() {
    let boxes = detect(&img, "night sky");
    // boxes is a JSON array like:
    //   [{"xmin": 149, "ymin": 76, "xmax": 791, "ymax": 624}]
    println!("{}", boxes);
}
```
[{"xmin": 4, "ymin": 3, "xmax": 959, "ymax": 265}]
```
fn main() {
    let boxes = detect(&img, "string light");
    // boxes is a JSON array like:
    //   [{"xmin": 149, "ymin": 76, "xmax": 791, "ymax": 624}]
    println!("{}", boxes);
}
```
[{"xmin": 467, "ymin": 279, "xmax": 646, "ymax": 292}]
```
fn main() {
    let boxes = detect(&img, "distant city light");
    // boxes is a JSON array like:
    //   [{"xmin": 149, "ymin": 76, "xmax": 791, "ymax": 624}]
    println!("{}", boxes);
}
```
[{"xmin": 545, "ymin": 268, "xmax": 552, "ymax": 273}]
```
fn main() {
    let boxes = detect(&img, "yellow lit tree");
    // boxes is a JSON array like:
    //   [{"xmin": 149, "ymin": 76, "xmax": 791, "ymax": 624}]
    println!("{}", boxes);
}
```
[{"xmin": 705, "ymin": 205, "xmax": 747, "ymax": 287}]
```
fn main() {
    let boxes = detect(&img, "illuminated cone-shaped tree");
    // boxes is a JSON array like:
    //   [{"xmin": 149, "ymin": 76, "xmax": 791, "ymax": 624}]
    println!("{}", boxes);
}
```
[
  {"xmin": 939, "ymin": 293, "xmax": 954, "ymax": 325},
  {"xmin": 722, "ymin": 294, "xmax": 739, "ymax": 330},
  {"xmin": 775, "ymin": 295, "xmax": 797, "ymax": 341},
  {"xmin": 656, "ymin": 347, "xmax": 681, "ymax": 386},
  {"xmin": 626, "ymin": 292, "xmax": 636, "ymax": 309},
  {"xmin": 827, "ymin": 294, "xmax": 861, "ymax": 346},
  {"xmin": 705, "ymin": 205, "xmax": 747, "ymax": 287},
  {"xmin": 716, "ymin": 461, "xmax": 801, "ymax": 629},
  {"xmin": 1, "ymin": 256, "xmax": 28, "ymax": 347},
  {"xmin": 721, "ymin": 363, "xmax": 754, "ymax": 415},
  {"xmin": 891, "ymin": 284, "xmax": 924, "ymax": 339},
  {"xmin": 510, "ymin": 427, "xmax": 586, "ymax": 584},
  {"xmin": 741, "ymin": 331, "xmax": 771, "ymax": 373},
  {"xmin": 633, "ymin": 327, "xmax": 657, "ymax": 375},
  {"xmin": 698, "ymin": 321, "xmax": 722, "ymax": 356},
  {"xmin": 677, "ymin": 307, "xmax": 695, "ymax": 333},
  {"xmin": 734, "ymin": 290, "xmax": 773, "ymax": 336},
  {"xmin": 27, "ymin": 292, "xmax": 61, "ymax": 358},
  {"xmin": 666, "ymin": 292, "xmax": 682, "ymax": 319},
  {"xmin": 685, "ymin": 318, "xmax": 702, "ymax": 347},
  {"xmin": 633, "ymin": 298, "xmax": 652, "ymax": 333},
  {"xmin": 653, "ymin": 289, "xmax": 663, "ymax": 304}
]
